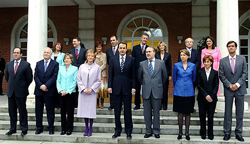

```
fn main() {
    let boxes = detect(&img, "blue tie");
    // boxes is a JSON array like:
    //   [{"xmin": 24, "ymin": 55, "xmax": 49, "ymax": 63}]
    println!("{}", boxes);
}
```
[
  {"xmin": 149, "ymin": 60, "xmax": 153, "ymax": 76},
  {"xmin": 44, "ymin": 60, "xmax": 48, "ymax": 72},
  {"xmin": 121, "ymin": 56, "xmax": 124, "ymax": 72}
]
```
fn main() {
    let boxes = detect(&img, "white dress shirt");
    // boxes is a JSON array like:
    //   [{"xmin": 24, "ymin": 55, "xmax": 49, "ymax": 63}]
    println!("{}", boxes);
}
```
[
  {"xmin": 148, "ymin": 58, "xmax": 155, "ymax": 70},
  {"xmin": 44, "ymin": 59, "xmax": 51, "ymax": 67},
  {"xmin": 13, "ymin": 59, "xmax": 21, "ymax": 69},
  {"xmin": 205, "ymin": 67, "xmax": 211, "ymax": 81},
  {"xmin": 119, "ymin": 54, "xmax": 126, "ymax": 66},
  {"xmin": 229, "ymin": 55, "xmax": 240, "ymax": 88},
  {"xmin": 186, "ymin": 47, "xmax": 192, "ymax": 58}
]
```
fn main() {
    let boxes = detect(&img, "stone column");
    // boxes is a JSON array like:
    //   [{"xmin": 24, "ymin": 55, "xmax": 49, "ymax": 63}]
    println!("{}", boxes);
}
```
[
  {"xmin": 27, "ymin": 0, "xmax": 48, "ymax": 105},
  {"xmin": 216, "ymin": 0, "xmax": 248, "ymax": 111}
]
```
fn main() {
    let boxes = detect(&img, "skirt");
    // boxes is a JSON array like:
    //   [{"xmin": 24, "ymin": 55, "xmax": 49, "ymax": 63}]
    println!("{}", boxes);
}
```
[{"xmin": 173, "ymin": 95, "xmax": 195, "ymax": 114}]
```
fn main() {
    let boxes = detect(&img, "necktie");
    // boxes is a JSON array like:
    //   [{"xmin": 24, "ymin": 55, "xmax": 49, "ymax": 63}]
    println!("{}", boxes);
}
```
[
  {"xmin": 113, "ymin": 47, "xmax": 116, "ymax": 55},
  {"xmin": 121, "ymin": 56, "xmax": 124, "ymax": 72},
  {"xmin": 141, "ymin": 45, "xmax": 144, "ymax": 54},
  {"xmin": 231, "ymin": 57, "xmax": 235, "ymax": 73},
  {"xmin": 149, "ymin": 60, "xmax": 153, "ymax": 76},
  {"xmin": 44, "ymin": 60, "xmax": 48, "ymax": 72},
  {"xmin": 14, "ymin": 61, "xmax": 18, "ymax": 74},
  {"xmin": 76, "ymin": 48, "xmax": 79, "ymax": 59}
]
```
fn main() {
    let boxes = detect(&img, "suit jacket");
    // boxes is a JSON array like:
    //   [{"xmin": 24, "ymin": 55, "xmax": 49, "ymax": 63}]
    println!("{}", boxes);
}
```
[
  {"xmin": 219, "ymin": 55, "xmax": 248, "ymax": 96},
  {"xmin": 52, "ymin": 52, "xmax": 65, "ymax": 66},
  {"xmin": 5, "ymin": 60, "xmax": 33, "ymax": 97},
  {"xmin": 178, "ymin": 48, "xmax": 200, "ymax": 70},
  {"xmin": 138, "ymin": 59, "xmax": 167, "ymax": 99},
  {"xmin": 197, "ymin": 68, "xmax": 219, "ymax": 101},
  {"xmin": 132, "ymin": 44, "xmax": 149, "ymax": 72},
  {"xmin": 0, "ymin": 57, "xmax": 5, "ymax": 75},
  {"xmin": 69, "ymin": 47, "xmax": 87, "ymax": 68},
  {"xmin": 106, "ymin": 46, "xmax": 119, "ymax": 65},
  {"xmin": 173, "ymin": 62, "xmax": 196, "ymax": 97},
  {"xmin": 155, "ymin": 52, "xmax": 172, "ymax": 77},
  {"xmin": 34, "ymin": 59, "xmax": 59, "ymax": 96},
  {"xmin": 57, "ymin": 64, "xmax": 78, "ymax": 94},
  {"xmin": 108, "ymin": 55, "xmax": 136, "ymax": 96}
]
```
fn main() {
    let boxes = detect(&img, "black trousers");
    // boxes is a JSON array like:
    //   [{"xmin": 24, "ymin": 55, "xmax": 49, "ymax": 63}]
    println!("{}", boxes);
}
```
[
  {"xmin": 8, "ymin": 93, "xmax": 28, "ymax": 132},
  {"xmin": 113, "ymin": 90, "xmax": 133, "ymax": 134},
  {"xmin": 198, "ymin": 98, "xmax": 217, "ymax": 136},
  {"xmin": 134, "ymin": 78, "xmax": 141, "ymax": 107},
  {"xmin": 35, "ymin": 95, "xmax": 55, "ymax": 131},
  {"xmin": 0, "ymin": 73, "xmax": 3, "ymax": 94},
  {"xmin": 60, "ymin": 93, "xmax": 75, "ymax": 132},
  {"xmin": 161, "ymin": 80, "xmax": 169, "ymax": 109}
]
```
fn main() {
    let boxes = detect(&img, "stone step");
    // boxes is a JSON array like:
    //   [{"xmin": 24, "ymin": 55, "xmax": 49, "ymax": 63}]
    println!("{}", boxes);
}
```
[
  {"xmin": 0, "ymin": 130, "xmax": 250, "ymax": 144},
  {"xmin": 1, "ymin": 113, "xmax": 250, "ymax": 126},
  {"xmin": 1, "ymin": 107, "xmax": 250, "ymax": 118},
  {"xmin": 0, "ymin": 121, "xmax": 250, "ymax": 136}
]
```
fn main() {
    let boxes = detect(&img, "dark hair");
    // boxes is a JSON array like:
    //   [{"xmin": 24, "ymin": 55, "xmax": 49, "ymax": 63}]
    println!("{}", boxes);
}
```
[
  {"xmin": 63, "ymin": 53, "xmax": 74, "ymax": 64},
  {"xmin": 94, "ymin": 41, "xmax": 103, "ymax": 53},
  {"xmin": 205, "ymin": 36, "xmax": 215, "ymax": 49},
  {"xmin": 180, "ymin": 49, "xmax": 190, "ymax": 57},
  {"xmin": 53, "ymin": 41, "xmax": 63, "ymax": 52},
  {"xmin": 13, "ymin": 47, "xmax": 23, "ymax": 54},
  {"xmin": 118, "ymin": 42, "xmax": 127, "ymax": 49},
  {"xmin": 141, "ymin": 33, "xmax": 149, "ymax": 38},
  {"xmin": 73, "ymin": 37, "xmax": 81, "ymax": 42},
  {"xmin": 110, "ymin": 35, "xmax": 118, "ymax": 40},
  {"xmin": 226, "ymin": 41, "xmax": 237, "ymax": 47},
  {"xmin": 203, "ymin": 55, "xmax": 214, "ymax": 67},
  {"xmin": 147, "ymin": 46, "xmax": 156, "ymax": 52}
]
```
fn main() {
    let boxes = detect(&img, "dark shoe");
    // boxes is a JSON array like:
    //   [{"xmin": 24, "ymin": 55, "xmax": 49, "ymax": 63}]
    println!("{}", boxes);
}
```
[
  {"xmin": 5, "ymin": 130, "xmax": 16, "ymax": 135},
  {"xmin": 201, "ymin": 135, "xmax": 206, "ymax": 140},
  {"xmin": 35, "ymin": 129, "xmax": 43, "ymax": 135},
  {"xmin": 21, "ymin": 131, "xmax": 27, "ymax": 137},
  {"xmin": 155, "ymin": 134, "xmax": 160, "ymax": 139},
  {"xmin": 186, "ymin": 135, "xmax": 190, "ymax": 141},
  {"xmin": 223, "ymin": 134, "xmax": 230, "ymax": 141},
  {"xmin": 108, "ymin": 106, "xmax": 114, "ymax": 111},
  {"xmin": 66, "ymin": 131, "xmax": 72, "ymax": 135},
  {"xmin": 236, "ymin": 135, "xmax": 244, "ymax": 142},
  {"xmin": 208, "ymin": 135, "xmax": 214, "ymax": 140},
  {"xmin": 162, "ymin": 105, "xmax": 167, "ymax": 110},
  {"xmin": 84, "ymin": 129, "xmax": 88, "ymax": 136},
  {"xmin": 112, "ymin": 132, "xmax": 121, "ymax": 138},
  {"xmin": 144, "ymin": 133, "xmax": 152, "ymax": 138},
  {"xmin": 133, "ymin": 106, "xmax": 140, "ymax": 110},
  {"xmin": 193, "ymin": 109, "xmax": 196, "ymax": 112},
  {"xmin": 60, "ymin": 131, "xmax": 66, "ymax": 135},
  {"xmin": 177, "ymin": 134, "xmax": 182, "ymax": 140},
  {"xmin": 49, "ymin": 130, "xmax": 54, "ymax": 135},
  {"xmin": 127, "ymin": 133, "xmax": 132, "ymax": 139}
]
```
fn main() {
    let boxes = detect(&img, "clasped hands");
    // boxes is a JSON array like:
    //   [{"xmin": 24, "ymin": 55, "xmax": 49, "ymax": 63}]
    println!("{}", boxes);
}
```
[
  {"xmin": 83, "ymin": 88, "xmax": 93, "ymax": 94},
  {"xmin": 108, "ymin": 88, "xmax": 136, "ymax": 94},
  {"xmin": 40, "ymin": 84, "xmax": 48, "ymax": 92},
  {"xmin": 229, "ymin": 84, "xmax": 239, "ymax": 91},
  {"xmin": 60, "ymin": 91, "xmax": 68, "ymax": 96},
  {"xmin": 205, "ymin": 95, "xmax": 213, "ymax": 103}
]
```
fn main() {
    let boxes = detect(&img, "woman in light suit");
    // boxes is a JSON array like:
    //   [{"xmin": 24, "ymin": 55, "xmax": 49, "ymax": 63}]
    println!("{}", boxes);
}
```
[
  {"xmin": 57, "ymin": 53, "xmax": 78, "ymax": 135},
  {"xmin": 197, "ymin": 55, "xmax": 219, "ymax": 140},
  {"xmin": 52, "ymin": 41, "xmax": 65, "ymax": 66},
  {"xmin": 173, "ymin": 49, "xmax": 196, "ymax": 141}
]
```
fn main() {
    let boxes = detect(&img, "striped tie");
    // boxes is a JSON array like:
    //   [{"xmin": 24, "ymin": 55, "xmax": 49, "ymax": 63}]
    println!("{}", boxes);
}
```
[
  {"xmin": 149, "ymin": 60, "xmax": 153, "ymax": 76},
  {"xmin": 121, "ymin": 56, "xmax": 124, "ymax": 72}
]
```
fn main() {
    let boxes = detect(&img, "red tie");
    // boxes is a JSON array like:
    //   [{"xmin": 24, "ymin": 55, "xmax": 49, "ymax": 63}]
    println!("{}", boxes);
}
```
[
  {"xmin": 14, "ymin": 61, "xmax": 18, "ymax": 74},
  {"xmin": 113, "ymin": 47, "xmax": 116, "ymax": 55},
  {"xmin": 76, "ymin": 49, "xmax": 79, "ymax": 59},
  {"xmin": 141, "ymin": 45, "xmax": 144, "ymax": 54}
]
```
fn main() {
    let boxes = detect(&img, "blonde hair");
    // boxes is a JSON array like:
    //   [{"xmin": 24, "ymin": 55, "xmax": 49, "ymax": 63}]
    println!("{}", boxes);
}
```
[
  {"xmin": 180, "ymin": 49, "xmax": 190, "ymax": 57},
  {"xmin": 85, "ymin": 49, "xmax": 96, "ymax": 62},
  {"xmin": 157, "ymin": 41, "xmax": 167, "ymax": 51},
  {"xmin": 63, "ymin": 53, "xmax": 74, "ymax": 64}
]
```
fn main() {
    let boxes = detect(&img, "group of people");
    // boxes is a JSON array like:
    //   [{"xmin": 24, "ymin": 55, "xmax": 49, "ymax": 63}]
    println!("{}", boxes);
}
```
[{"xmin": 4, "ymin": 34, "xmax": 247, "ymax": 142}]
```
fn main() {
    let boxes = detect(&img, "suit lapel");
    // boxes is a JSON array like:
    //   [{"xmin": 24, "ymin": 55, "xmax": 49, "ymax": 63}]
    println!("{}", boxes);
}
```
[
  {"xmin": 10, "ymin": 60, "xmax": 15, "ymax": 76},
  {"xmin": 79, "ymin": 48, "xmax": 85, "ymax": 59},
  {"xmin": 163, "ymin": 53, "xmax": 168, "ymax": 61},
  {"xmin": 224, "ymin": 56, "xmax": 233, "ymax": 74},
  {"xmin": 145, "ymin": 60, "xmax": 151, "ymax": 76},
  {"xmin": 234, "ymin": 55, "xmax": 240, "ymax": 74},
  {"xmin": 45, "ymin": 60, "xmax": 54, "ymax": 74}
]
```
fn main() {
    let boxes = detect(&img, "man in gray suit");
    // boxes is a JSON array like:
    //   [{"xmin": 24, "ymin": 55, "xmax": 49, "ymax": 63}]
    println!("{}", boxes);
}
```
[
  {"xmin": 219, "ymin": 41, "xmax": 248, "ymax": 142},
  {"xmin": 138, "ymin": 47, "xmax": 167, "ymax": 139}
]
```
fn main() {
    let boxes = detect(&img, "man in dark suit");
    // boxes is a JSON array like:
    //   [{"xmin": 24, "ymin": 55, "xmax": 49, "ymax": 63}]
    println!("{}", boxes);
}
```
[
  {"xmin": 178, "ymin": 37, "xmax": 200, "ymax": 70},
  {"xmin": 108, "ymin": 42, "xmax": 136, "ymax": 139},
  {"xmin": 138, "ymin": 47, "xmax": 167, "ymax": 139},
  {"xmin": 106, "ymin": 35, "xmax": 119, "ymax": 110},
  {"xmin": 34, "ymin": 47, "xmax": 59, "ymax": 135},
  {"xmin": 69, "ymin": 37, "xmax": 87, "ymax": 68},
  {"xmin": 219, "ymin": 41, "xmax": 248, "ymax": 142},
  {"xmin": 132, "ymin": 33, "xmax": 149, "ymax": 110},
  {"xmin": 69, "ymin": 37, "xmax": 87, "ymax": 108},
  {"xmin": 5, "ymin": 47, "xmax": 33, "ymax": 136},
  {"xmin": 0, "ymin": 53, "xmax": 5, "ymax": 95}
]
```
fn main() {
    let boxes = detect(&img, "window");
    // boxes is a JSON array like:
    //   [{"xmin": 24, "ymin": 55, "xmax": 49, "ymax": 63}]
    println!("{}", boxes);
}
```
[{"xmin": 122, "ymin": 16, "xmax": 164, "ymax": 55}]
